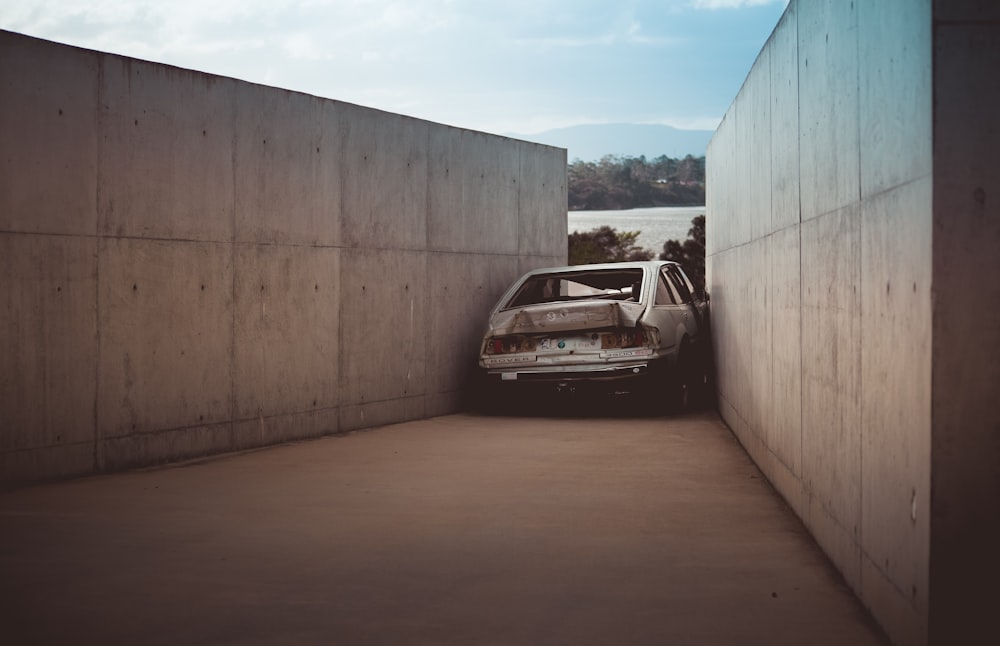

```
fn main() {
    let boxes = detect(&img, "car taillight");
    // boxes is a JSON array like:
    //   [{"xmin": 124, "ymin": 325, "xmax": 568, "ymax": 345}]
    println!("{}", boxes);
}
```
[
  {"xmin": 601, "ymin": 328, "xmax": 649, "ymax": 349},
  {"xmin": 486, "ymin": 336, "xmax": 537, "ymax": 354}
]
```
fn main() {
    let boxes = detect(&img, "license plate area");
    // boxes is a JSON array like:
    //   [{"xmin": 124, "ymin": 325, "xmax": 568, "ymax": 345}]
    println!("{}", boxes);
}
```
[{"xmin": 536, "ymin": 334, "xmax": 602, "ymax": 352}]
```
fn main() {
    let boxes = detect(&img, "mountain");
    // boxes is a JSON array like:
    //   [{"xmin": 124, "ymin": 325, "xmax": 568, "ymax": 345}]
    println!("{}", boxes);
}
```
[{"xmin": 507, "ymin": 123, "xmax": 714, "ymax": 162}]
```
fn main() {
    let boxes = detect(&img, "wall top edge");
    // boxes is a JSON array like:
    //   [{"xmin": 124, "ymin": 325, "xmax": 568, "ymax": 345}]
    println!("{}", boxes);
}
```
[{"xmin": 0, "ymin": 28, "xmax": 565, "ymax": 155}]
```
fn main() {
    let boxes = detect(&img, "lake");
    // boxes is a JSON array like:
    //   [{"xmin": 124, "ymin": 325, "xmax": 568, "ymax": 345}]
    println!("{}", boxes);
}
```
[{"xmin": 567, "ymin": 206, "xmax": 705, "ymax": 255}]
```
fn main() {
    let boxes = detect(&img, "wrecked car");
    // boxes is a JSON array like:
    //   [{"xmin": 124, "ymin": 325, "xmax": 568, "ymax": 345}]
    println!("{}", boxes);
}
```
[{"xmin": 475, "ymin": 260, "xmax": 710, "ymax": 410}]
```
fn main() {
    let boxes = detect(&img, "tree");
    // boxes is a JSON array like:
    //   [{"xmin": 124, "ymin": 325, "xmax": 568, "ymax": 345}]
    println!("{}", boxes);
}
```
[
  {"xmin": 568, "ymin": 226, "xmax": 654, "ymax": 265},
  {"xmin": 659, "ymin": 215, "xmax": 705, "ymax": 293}
]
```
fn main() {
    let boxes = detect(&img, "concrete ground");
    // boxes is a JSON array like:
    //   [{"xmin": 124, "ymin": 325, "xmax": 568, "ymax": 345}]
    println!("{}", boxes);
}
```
[{"xmin": 0, "ymin": 410, "xmax": 889, "ymax": 646}]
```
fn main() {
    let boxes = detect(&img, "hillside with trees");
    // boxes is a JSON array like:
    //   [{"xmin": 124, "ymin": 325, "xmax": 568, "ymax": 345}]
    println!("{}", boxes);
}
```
[
  {"xmin": 568, "ymin": 154, "xmax": 705, "ymax": 211},
  {"xmin": 509, "ymin": 123, "xmax": 712, "ymax": 162}
]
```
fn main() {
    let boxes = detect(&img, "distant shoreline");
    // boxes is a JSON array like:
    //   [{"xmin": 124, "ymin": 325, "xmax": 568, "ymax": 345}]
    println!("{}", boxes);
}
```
[{"xmin": 567, "ymin": 206, "xmax": 705, "ymax": 253}]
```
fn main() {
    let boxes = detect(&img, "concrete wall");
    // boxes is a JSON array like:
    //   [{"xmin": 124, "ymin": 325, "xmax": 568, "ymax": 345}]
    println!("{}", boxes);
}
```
[
  {"xmin": 0, "ymin": 31, "xmax": 567, "ymax": 485},
  {"xmin": 708, "ymin": 1, "xmax": 1000, "ymax": 643},
  {"xmin": 707, "ymin": 1, "xmax": 934, "ymax": 644}
]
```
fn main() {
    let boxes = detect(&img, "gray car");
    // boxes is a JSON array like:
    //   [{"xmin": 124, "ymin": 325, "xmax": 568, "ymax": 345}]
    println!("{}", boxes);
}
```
[{"xmin": 475, "ymin": 260, "xmax": 710, "ymax": 410}]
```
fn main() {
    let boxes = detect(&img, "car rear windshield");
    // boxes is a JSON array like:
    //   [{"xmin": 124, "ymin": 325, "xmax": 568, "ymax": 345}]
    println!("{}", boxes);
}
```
[{"xmin": 505, "ymin": 268, "xmax": 645, "ymax": 308}]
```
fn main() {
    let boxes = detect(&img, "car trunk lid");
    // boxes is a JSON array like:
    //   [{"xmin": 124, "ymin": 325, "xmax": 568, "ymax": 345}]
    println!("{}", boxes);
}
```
[{"xmin": 488, "ymin": 300, "xmax": 645, "ymax": 336}]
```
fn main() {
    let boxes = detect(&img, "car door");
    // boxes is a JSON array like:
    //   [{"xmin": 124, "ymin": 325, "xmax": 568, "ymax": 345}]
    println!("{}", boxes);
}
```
[
  {"xmin": 670, "ymin": 264, "xmax": 709, "ymax": 329},
  {"xmin": 662, "ymin": 265, "xmax": 702, "ymax": 341},
  {"xmin": 651, "ymin": 266, "xmax": 695, "ymax": 353}
]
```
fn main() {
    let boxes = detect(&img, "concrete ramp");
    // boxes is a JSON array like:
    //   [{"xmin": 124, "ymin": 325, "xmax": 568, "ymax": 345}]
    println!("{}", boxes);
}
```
[{"xmin": 0, "ymin": 412, "xmax": 887, "ymax": 645}]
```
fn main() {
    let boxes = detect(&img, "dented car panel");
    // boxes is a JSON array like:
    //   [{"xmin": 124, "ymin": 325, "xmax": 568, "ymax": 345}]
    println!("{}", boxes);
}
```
[
  {"xmin": 476, "ymin": 260, "xmax": 709, "ymax": 399},
  {"xmin": 485, "ymin": 300, "xmax": 645, "ymax": 337}
]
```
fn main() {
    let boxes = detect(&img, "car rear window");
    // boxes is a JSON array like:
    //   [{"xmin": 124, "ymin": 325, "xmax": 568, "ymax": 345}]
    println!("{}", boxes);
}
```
[{"xmin": 505, "ymin": 269, "xmax": 645, "ymax": 308}]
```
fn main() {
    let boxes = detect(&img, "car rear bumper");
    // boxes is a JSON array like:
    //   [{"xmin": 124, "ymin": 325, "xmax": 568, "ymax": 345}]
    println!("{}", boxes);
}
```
[
  {"xmin": 476, "ymin": 355, "xmax": 680, "ymax": 399},
  {"xmin": 483, "ymin": 361, "xmax": 652, "ymax": 383}
]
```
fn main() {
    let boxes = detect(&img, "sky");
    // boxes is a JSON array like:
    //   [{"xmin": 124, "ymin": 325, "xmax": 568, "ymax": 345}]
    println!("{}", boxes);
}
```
[{"xmin": 1, "ymin": 0, "xmax": 789, "ymax": 136}]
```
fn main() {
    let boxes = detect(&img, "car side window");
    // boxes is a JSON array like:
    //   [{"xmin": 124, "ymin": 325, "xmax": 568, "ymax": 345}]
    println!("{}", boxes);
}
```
[
  {"xmin": 656, "ymin": 270, "xmax": 677, "ymax": 305},
  {"xmin": 666, "ymin": 267, "xmax": 693, "ymax": 304},
  {"xmin": 675, "ymin": 267, "xmax": 698, "ymax": 300}
]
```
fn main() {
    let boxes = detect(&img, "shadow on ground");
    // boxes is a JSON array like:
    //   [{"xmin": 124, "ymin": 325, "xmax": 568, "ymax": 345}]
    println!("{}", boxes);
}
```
[{"xmin": 466, "ymin": 383, "xmax": 718, "ymax": 419}]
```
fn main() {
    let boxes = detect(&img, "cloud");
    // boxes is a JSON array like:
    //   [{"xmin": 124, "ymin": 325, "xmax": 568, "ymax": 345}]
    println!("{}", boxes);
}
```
[{"xmin": 691, "ymin": 0, "xmax": 786, "ymax": 8}]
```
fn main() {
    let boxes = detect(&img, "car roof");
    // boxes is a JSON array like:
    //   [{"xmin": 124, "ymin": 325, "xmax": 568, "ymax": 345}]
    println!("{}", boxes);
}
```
[{"xmin": 518, "ymin": 260, "xmax": 677, "ymax": 278}]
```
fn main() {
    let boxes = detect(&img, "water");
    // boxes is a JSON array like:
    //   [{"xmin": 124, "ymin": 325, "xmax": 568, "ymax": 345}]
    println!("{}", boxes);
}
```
[{"xmin": 567, "ymin": 206, "xmax": 705, "ymax": 256}]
